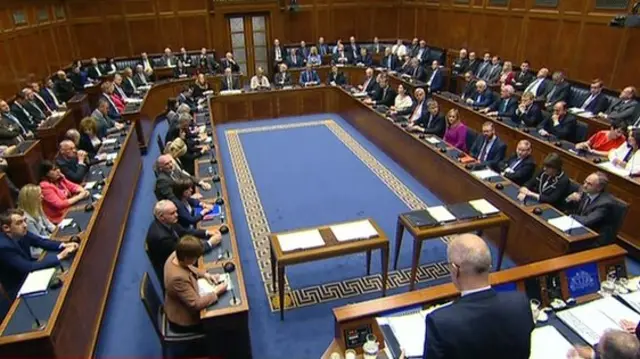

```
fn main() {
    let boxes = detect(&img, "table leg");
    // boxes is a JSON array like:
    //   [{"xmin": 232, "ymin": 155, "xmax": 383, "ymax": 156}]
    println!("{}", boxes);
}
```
[
  {"xmin": 381, "ymin": 245, "xmax": 389, "ymax": 297},
  {"xmin": 366, "ymin": 250, "xmax": 372, "ymax": 275},
  {"xmin": 497, "ymin": 224, "xmax": 509, "ymax": 271},
  {"xmin": 270, "ymin": 243, "xmax": 276, "ymax": 293},
  {"xmin": 278, "ymin": 265, "xmax": 285, "ymax": 321},
  {"xmin": 409, "ymin": 238, "xmax": 424, "ymax": 291},
  {"xmin": 393, "ymin": 218, "xmax": 405, "ymax": 270}
]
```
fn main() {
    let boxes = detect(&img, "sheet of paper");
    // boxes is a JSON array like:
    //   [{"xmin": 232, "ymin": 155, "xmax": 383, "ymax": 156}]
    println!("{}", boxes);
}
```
[
  {"xmin": 197, "ymin": 278, "xmax": 215, "ymax": 296},
  {"xmin": 102, "ymin": 138, "xmax": 117, "ymax": 145},
  {"xmin": 469, "ymin": 199, "xmax": 499, "ymax": 215},
  {"xmin": 125, "ymin": 98, "xmax": 143, "ymax": 104},
  {"xmin": 93, "ymin": 193, "xmax": 102, "ymax": 200},
  {"xmin": 529, "ymin": 326, "xmax": 574, "ymax": 359},
  {"xmin": 330, "ymin": 220, "xmax": 378, "ymax": 242},
  {"xmin": 597, "ymin": 161, "xmax": 631, "ymax": 177},
  {"xmin": 471, "ymin": 168, "xmax": 500, "ymax": 180},
  {"xmin": 84, "ymin": 181, "xmax": 96, "ymax": 190},
  {"xmin": 106, "ymin": 152, "xmax": 118, "ymax": 161},
  {"xmin": 568, "ymin": 107, "xmax": 585, "ymax": 114},
  {"xmin": 277, "ymin": 229, "xmax": 325, "ymax": 252},
  {"xmin": 387, "ymin": 314, "xmax": 426, "ymax": 358},
  {"xmin": 58, "ymin": 218, "xmax": 73, "ymax": 228},
  {"xmin": 84, "ymin": 83, "xmax": 94, "ymax": 88},
  {"xmin": 548, "ymin": 215, "xmax": 584, "ymax": 232},
  {"xmin": 203, "ymin": 90, "xmax": 214, "ymax": 96},
  {"xmin": 219, "ymin": 90, "xmax": 242, "ymax": 95},
  {"xmin": 50, "ymin": 111, "xmax": 65, "ymax": 118},
  {"xmin": 425, "ymin": 137, "xmax": 440, "ymax": 144},
  {"xmin": 18, "ymin": 268, "xmax": 56, "ymax": 297},
  {"xmin": 352, "ymin": 91, "xmax": 368, "ymax": 98},
  {"xmin": 619, "ymin": 291, "xmax": 640, "ymax": 313},
  {"xmin": 427, "ymin": 206, "xmax": 456, "ymax": 222}
]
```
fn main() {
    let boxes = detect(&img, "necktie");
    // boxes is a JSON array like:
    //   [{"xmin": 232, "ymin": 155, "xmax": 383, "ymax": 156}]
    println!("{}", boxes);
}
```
[
  {"xmin": 5, "ymin": 113, "xmax": 27, "ymax": 134},
  {"xmin": 502, "ymin": 99, "xmax": 508, "ymax": 112},
  {"xmin": 580, "ymin": 196, "xmax": 592, "ymax": 214},
  {"xmin": 479, "ymin": 140, "xmax": 489, "ymax": 161},
  {"xmin": 582, "ymin": 95, "xmax": 594, "ymax": 109}
]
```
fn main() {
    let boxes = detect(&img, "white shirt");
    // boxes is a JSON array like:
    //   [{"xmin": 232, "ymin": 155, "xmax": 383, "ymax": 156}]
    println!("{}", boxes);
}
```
[
  {"xmin": 392, "ymin": 44, "xmax": 407, "ymax": 57},
  {"xmin": 395, "ymin": 95, "xmax": 413, "ymax": 112},
  {"xmin": 524, "ymin": 78, "xmax": 543, "ymax": 95},
  {"xmin": 461, "ymin": 286, "xmax": 492, "ymax": 297},
  {"xmin": 609, "ymin": 142, "xmax": 640, "ymax": 175},
  {"xmin": 250, "ymin": 75, "xmax": 270, "ymax": 90},
  {"xmin": 410, "ymin": 101, "xmax": 424, "ymax": 122}
]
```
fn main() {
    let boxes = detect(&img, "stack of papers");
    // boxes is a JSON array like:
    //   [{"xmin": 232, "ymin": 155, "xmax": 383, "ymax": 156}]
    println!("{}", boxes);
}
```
[
  {"xmin": 469, "ymin": 199, "xmax": 499, "ymax": 215},
  {"xmin": 352, "ymin": 91, "xmax": 368, "ymax": 98},
  {"xmin": 548, "ymin": 216, "xmax": 584, "ymax": 232},
  {"xmin": 618, "ymin": 291, "xmax": 640, "ymax": 313},
  {"xmin": 385, "ymin": 314, "xmax": 425, "ymax": 358},
  {"xmin": 197, "ymin": 278, "xmax": 215, "ymax": 296},
  {"xmin": 425, "ymin": 137, "xmax": 440, "ymax": 144},
  {"xmin": 598, "ymin": 161, "xmax": 631, "ymax": 177},
  {"xmin": 51, "ymin": 110, "xmax": 65, "ymax": 118},
  {"xmin": 125, "ymin": 98, "xmax": 143, "ymax": 104},
  {"xmin": 426, "ymin": 206, "xmax": 456, "ymax": 222},
  {"xmin": 529, "ymin": 326, "xmax": 574, "ymax": 359},
  {"xmin": 58, "ymin": 218, "xmax": 73, "ymax": 229},
  {"xmin": 102, "ymin": 138, "xmax": 118, "ymax": 145},
  {"xmin": 18, "ymin": 268, "xmax": 56, "ymax": 297},
  {"xmin": 330, "ymin": 220, "xmax": 378, "ymax": 242},
  {"xmin": 471, "ymin": 168, "xmax": 500, "ymax": 180},
  {"xmin": 84, "ymin": 181, "xmax": 96, "ymax": 190},
  {"xmin": 277, "ymin": 229, "xmax": 325, "ymax": 252}
]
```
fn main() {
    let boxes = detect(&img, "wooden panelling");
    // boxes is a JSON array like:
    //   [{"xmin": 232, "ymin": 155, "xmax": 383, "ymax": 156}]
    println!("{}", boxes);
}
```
[
  {"xmin": 331, "ymin": 9, "xmax": 357, "ymax": 41},
  {"xmin": 283, "ymin": 10, "xmax": 314, "ymax": 43},
  {"xmin": 177, "ymin": 0, "xmax": 206, "ymax": 12},
  {"xmin": 398, "ymin": 7, "xmax": 415, "ymax": 40},
  {"xmin": 72, "ymin": 23, "xmax": 106, "ymax": 59},
  {"xmin": 373, "ymin": 7, "xmax": 397, "ymax": 39},
  {"xmin": 159, "ymin": 17, "xmax": 180, "ymax": 49},
  {"xmin": 180, "ymin": 16, "xmax": 207, "ymax": 51},
  {"xmin": 551, "ymin": 20, "xmax": 581, "ymax": 74},
  {"xmin": 128, "ymin": 19, "xmax": 159, "ymax": 54},
  {"xmin": 613, "ymin": 29, "xmax": 640, "ymax": 90},
  {"xmin": 522, "ymin": 17, "xmax": 558, "ymax": 69},
  {"xmin": 124, "ymin": 0, "xmax": 155, "ymax": 15},
  {"xmin": 576, "ymin": 23, "xmax": 622, "ymax": 84}
]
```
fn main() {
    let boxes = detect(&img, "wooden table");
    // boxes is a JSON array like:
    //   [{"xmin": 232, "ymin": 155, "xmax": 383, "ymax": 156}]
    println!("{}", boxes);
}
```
[
  {"xmin": 269, "ymin": 219, "xmax": 390, "ymax": 320},
  {"xmin": 36, "ymin": 111, "xmax": 75, "ymax": 159},
  {"xmin": 395, "ymin": 211, "xmax": 510, "ymax": 291},
  {"xmin": 0, "ymin": 173, "xmax": 14, "ymax": 211},
  {"xmin": 3, "ymin": 140, "xmax": 43, "ymax": 187}
]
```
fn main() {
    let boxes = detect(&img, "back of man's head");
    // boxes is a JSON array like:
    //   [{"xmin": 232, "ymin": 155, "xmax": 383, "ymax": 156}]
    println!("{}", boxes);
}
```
[
  {"xmin": 600, "ymin": 330, "xmax": 640, "ymax": 359},
  {"xmin": 447, "ymin": 234, "xmax": 492, "ymax": 289}
]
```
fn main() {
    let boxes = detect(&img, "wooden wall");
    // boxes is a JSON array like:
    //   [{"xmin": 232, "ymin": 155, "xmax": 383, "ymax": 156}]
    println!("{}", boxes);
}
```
[
  {"xmin": 401, "ymin": 0, "xmax": 638, "ymax": 90},
  {"xmin": 0, "ymin": 0, "xmax": 73, "ymax": 98}
]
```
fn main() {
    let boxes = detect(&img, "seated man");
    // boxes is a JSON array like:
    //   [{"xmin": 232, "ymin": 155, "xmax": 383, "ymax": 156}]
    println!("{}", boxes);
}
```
[
  {"xmin": 220, "ymin": 53, "xmax": 240, "ymax": 72},
  {"xmin": 273, "ymin": 63, "xmax": 292, "ymax": 87},
  {"xmin": 92, "ymin": 99, "xmax": 124, "ymax": 138},
  {"xmin": 405, "ymin": 88, "xmax": 428, "ymax": 125},
  {"xmin": 565, "ymin": 172, "xmax": 617, "ymax": 245},
  {"xmin": 122, "ymin": 67, "xmax": 139, "ymax": 96},
  {"xmin": 514, "ymin": 91, "xmax": 543, "ymax": 127},
  {"xmin": 87, "ymin": 57, "xmax": 104, "ymax": 81},
  {"xmin": 407, "ymin": 58, "xmax": 426, "ymax": 82},
  {"xmin": 0, "ymin": 209, "xmax": 77, "ymax": 298},
  {"xmin": 55, "ymin": 139, "xmax": 91, "ymax": 184},
  {"xmin": 145, "ymin": 200, "xmax": 220, "ymax": 283},
  {"xmin": 154, "ymin": 155, "xmax": 211, "ymax": 201},
  {"xmin": 287, "ymin": 48, "xmax": 303, "ymax": 68},
  {"xmin": 53, "ymin": 70, "xmax": 77, "ymax": 104},
  {"xmin": 364, "ymin": 76, "xmax": 395, "ymax": 107},
  {"xmin": 523, "ymin": 68, "xmax": 551, "ymax": 99},
  {"xmin": 460, "ymin": 71, "xmax": 477, "ymax": 101},
  {"xmin": 380, "ymin": 47, "xmax": 398, "ymax": 71},
  {"xmin": 332, "ymin": 44, "xmax": 351, "ymax": 65},
  {"xmin": 518, "ymin": 152, "xmax": 570, "ymax": 208},
  {"xmin": 221, "ymin": 67, "xmax": 241, "ymax": 91},
  {"xmin": 598, "ymin": 86, "xmax": 638, "ymax": 123},
  {"xmin": 465, "ymin": 80, "xmax": 494, "ymax": 108},
  {"xmin": 299, "ymin": 63, "xmax": 320, "ymax": 86},
  {"xmin": 250, "ymin": 66, "xmax": 271, "ymax": 90},
  {"xmin": 133, "ymin": 64, "xmax": 152, "ymax": 87},
  {"xmin": 469, "ymin": 121, "xmax": 507, "ymax": 167},
  {"xmin": 425, "ymin": 60, "xmax": 444, "ymax": 93},
  {"xmin": 576, "ymin": 79, "xmax": 610, "ymax": 115},
  {"xmin": 569, "ymin": 329, "xmax": 639, "ymax": 359},
  {"xmin": 510, "ymin": 61, "xmax": 534, "ymax": 92},
  {"xmin": 407, "ymin": 99, "xmax": 445, "ymax": 138},
  {"xmin": 492, "ymin": 140, "xmax": 536, "ymax": 186},
  {"xmin": 423, "ymin": 234, "xmax": 533, "ymax": 359},
  {"xmin": 0, "ymin": 99, "xmax": 31, "ymax": 143},
  {"xmin": 544, "ymin": 71, "xmax": 570, "ymax": 110},
  {"xmin": 537, "ymin": 101, "xmax": 578, "ymax": 142},
  {"xmin": 358, "ymin": 67, "xmax": 379, "ymax": 96},
  {"xmin": 575, "ymin": 120, "xmax": 627, "ymax": 157},
  {"xmin": 327, "ymin": 65, "xmax": 346, "ymax": 86},
  {"xmin": 11, "ymin": 91, "xmax": 41, "ymax": 132},
  {"xmin": 481, "ymin": 84, "xmax": 517, "ymax": 120}
]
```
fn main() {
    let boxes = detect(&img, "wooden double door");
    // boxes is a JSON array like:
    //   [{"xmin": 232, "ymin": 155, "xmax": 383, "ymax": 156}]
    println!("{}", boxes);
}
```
[{"xmin": 227, "ymin": 14, "xmax": 270, "ymax": 77}]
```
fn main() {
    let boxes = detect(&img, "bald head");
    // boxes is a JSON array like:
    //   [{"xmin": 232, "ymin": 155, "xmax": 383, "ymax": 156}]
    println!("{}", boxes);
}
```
[
  {"xmin": 59, "ymin": 140, "xmax": 77, "ymax": 159},
  {"xmin": 599, "ymin": 330, "xmax": 640, "ymax": 359},
  {"xmin": 448, "ymin": 234, "xmax": 492, "ymax": 290}
]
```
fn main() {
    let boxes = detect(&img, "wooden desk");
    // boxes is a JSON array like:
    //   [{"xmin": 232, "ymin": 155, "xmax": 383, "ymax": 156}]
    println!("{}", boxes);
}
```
[
  {"xmin": 83, "ymin": 83, "xmax": 102, "ymax": 110},
  {"xmin": 0, "ymin": 125, "xmax": 142, "ymax": 357},
  {"xmin": 395, "ymin": 211, "xmax": 510, "ymax": 291},
  {"xmin": 3, "ymin": 140, "xmax": 43, "ymax": 187},
  {"xmin": 434, "ymin": 92, "xmax": 640, "ymax": 251},
  {"xmin": 325, "ymin": 244, "xmax": 628, "ymax": 357},
  {"xmin": 269, "ymin": 219, "xmax": 390, "ymax": 320},
  {"xmin": 36, "ymin": 111, "xmax": 75, "ymax": 158},
  {"xmin": 66, "ymin": 93, "xmax": 90, "ymax": 128},
  {"xmin": 0, "ymin": 173, "xmax": 14, "ymax": 211}
]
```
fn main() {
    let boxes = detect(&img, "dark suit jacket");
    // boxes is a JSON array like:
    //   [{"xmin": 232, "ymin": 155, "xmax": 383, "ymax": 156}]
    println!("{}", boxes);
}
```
[
  {"xmin": 100, "ymin": 94, "xmax": 121, "ymax": 120},
  {"xmin": 493, "ymin": 155, "xmax": 536, "ymax": 186},
  {"xmin": 272, "ymin": 46, "xmax": 286, "ymax": 63},
  {"xmin": 566, "ymin": 192, "xmax": 617, "ymax": 245},
  {"xmin": 0, "ymin": 114, "xmax": 23, "ymax": 145},
  {"xmin": 380, "ymin": 55, "xmax": 399, "ymax": 71},
  {"xmin": 220, "ymin": 76, "xmax": 241, "ymax": 91},
  {"xmin": 355, "ymin": 54, "xmax": 373, "ymax": 67},
  {"xmin": 87, "ymin": 65, "xmax": 104, "ymax": 80},
  {"xmin": 451, "ymin": 58, "xmax": 469, "ymax": 75},
  {"xmin": 408, "ymin": 66, "xmax": 427, "ymax": 82},
  {"xmin": 287, "ymin": 54, "xmax": 304, "ymax": 68},
  {"xmin": 79, "ymin": 133, "xmax": 100, "ymax": 158},
  {"xmin": 121, "ymin": 77, "xmax": 136, "ymax": 97},
  {"xmin": 525, "ymin": 170, "xmax": 571, "ymax": 207},
  {"xmin": 470, "ymin": 136, "xmax": 507, "ymax": 167},
  {"xmin": 327, "ymin": 72, "xmax": 346, "ymax": 86},
  {"xmin": 527, "ymin": 78, "xmax": 551, "ymax": 98},
  {"xmin": 461, "ymin": 80, "xmax": 477, "ymax": 100},
  {"xmin": 172, "ymin": 197, "xmax": 204, "ymax": 229},
  {"xmin": 40, "ymin": 88, "xmax": 60, "ymax": 110},
  {"xmin": 133, "ymin": 73, "xmax": 150, "ymax": 87},
  {"xmin": 511, "ymin": 71, "xmax": 534, "ymax": 91},
  {"xmin": 274, "ymin": 72, "xmax": 292, "ymax": 87},
  {"xmin": 415, "ymin": 47, "xmax": 430, "ymax": 63},
  {"xmin": 467, "ymin": 60, "xmax": 480, "ymax": 75},
  {"xmin": 607, "ymin": 98, "xmax": 638, "ymax": 122},
  {"xmin": 416, "ymin": 112, "xmax": 446, "ymax": 138},
  {"xmin": 361, "ymin": 77, "xmax": 379, "ymax": 96},
  {"xmin": 10, "ymin": 103, "xmax": 37, "ymax": 132},
  {"xmin": 423, "ymin": 289, "xmax": 533, "ymax": 359},
  {"xmin": 469, "ymin": 90, "xmax": 495, "ymax": 108},
  {"xmin": 332, "ymin": 51, "xmax": 352, "ymax": 65},
  {"xmin": 538, "ymin": 113, "xmax": 578, "ymax": 142},
  {"xmin": 489, "ymin": 96, "xmax": 518, "ymax": 119},
  {"xmin": 56, "ymin": 155, "xmax": 89, "ymax": 184},
  {"xmin": 0, "ymin": 232, "xmax": 62, "ymax": 297},
  {"xmin": 299, "ymin": 70, "xmax": 320, "ymax": 85},
  {"xmin": 145, "ymin": 218, "xmax": 209, "ymax": 283},
  {"xmin": 426, "ymin": 68, "xmax": 444, "ymax": 93},
  {"xmin": 579, "ymin": 92, "xmax": 609, "ymax": 114},
  {"xmin": 515, "ymin": 103, "xmax": 544, "ymax": 127},
  {"xmin": 178, "ymin": 53, "xmax": 192, "ymax": 66},
  {"xmin": 475, "ymin": 61, "xmax": 492, "ymax": 78},
  {"xmin": 54, "ymin": 79, "xmax": 76, "ymax": 103},
  {"xmin": 545, "ymin": 81, "xmax": 571, "ymax": 106},
  {"xmin": 220, "ymin": 58, "xmax": 240, "ymax": 72},
  {"xmin": 371, "ymin": 86, "xmax": 396, "ymax": 107}
]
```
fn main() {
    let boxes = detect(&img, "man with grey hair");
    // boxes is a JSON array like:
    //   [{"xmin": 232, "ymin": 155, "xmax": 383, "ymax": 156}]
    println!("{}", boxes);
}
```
[
  {"xmin": 154, "ymin": 154, "xmax": 211, "ymax": 201},
  {"xmin": 544, "ymin": 71, "xmax": 570, "ymax": 110},
  {"xmin": 423, "ymin": 234, "xmax": 533, "ymax": 359},
  {"xmin": 482, "ymin": 84, "xmax": 518, "ymax": 120},
  {"xmin": 56, "ymin": 139, "xmax": 90, "ymax": 184},
  {"xmin": 145, "ymin": 199, "xmax": 221, "ymax": 283},
  {"xmin": 465, "ymin": 79, "xmax": 494, "ymax": 108},
  {"xmin": 568, "ymin": 329, "xmax": 640, "ymax": 359}
]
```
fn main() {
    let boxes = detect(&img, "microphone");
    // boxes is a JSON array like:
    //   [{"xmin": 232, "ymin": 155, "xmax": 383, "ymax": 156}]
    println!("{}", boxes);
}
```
[
  {"xmin": 21, "ymin": 296, "xmax": 46, "ymax": 330},
  {"xmin": 73, "ymin": 222, "xmax": 83, "ymax": 233}
]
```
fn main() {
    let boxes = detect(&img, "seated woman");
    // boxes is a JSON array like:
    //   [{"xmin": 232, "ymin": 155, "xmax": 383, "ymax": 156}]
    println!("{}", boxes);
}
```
[
  {"xmin": 105, "ymin": 81, "xmax": 125, "ymax": 113},
  {"xmin": 18, "ymin": 184, "xmax": 56, "ymax": 258},
  {"xmin": 443, "ymin": 108, "xmax": 468, "ymax": 152},
  {"xmin": 39, "ymin": 160, "xmax": 90, "ymax": 224},
  {"xmin": 575, "ymin": 120, "xmax": 627, "ymax": 157},
  {"xmin": 499, "ymin": 61, "xmax": 515, "ymax": 85},
  {"xmin": 171, "ymin": 178, "xmax": 214, "ymax": 229},
  {"xmin": 307, "ymin": 46, "xmax": 322, "ymax": 66},
  {"xmin": 388, "ymin": 84, "xmax": 414, "ymax": 116},
  {"xmin": 78, "ymin": 117, "xmax": 105, "ymax": 159},
  {"xmin": 518, "ymin": 152, "xmax": 570, "ymax": 208},
  {"xmin": 165, "ymin": 137, "xmax": 200, "ymax": 177},
  {"xmin": 608, "ymin": 128, "xmax": 640, "ymax": 176},
  {"xmin": 164, "ymin": 236, "xmax": 227, "ymax": 335},
  {"xmin": 191, "ymin": 73, "xmax": 211, "ymax": 99}
]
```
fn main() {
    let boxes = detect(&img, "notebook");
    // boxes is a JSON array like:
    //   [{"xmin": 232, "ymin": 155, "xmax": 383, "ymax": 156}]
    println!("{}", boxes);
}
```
[
  {"xmin": 403, "ymin": 210, "xmax": 438, "ymax": 228},
  {"xmin": 446, "ymin": 202, "xmax": 482, "ymax": 220}
]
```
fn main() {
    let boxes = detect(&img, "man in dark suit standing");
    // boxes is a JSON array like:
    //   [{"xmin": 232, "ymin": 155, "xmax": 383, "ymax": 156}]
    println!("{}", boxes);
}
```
[
  {"xmin": 493, "ymin": 140, "xmax": 536, "ymax": 186},
  {"xmin": 423, "ymin": 234, "xmax": 534, "ymax": 359},
  {"xmin": 482, "ymin": 84, "xmax": 518, "ymax": 120},
  {"xmin": 470, "ymin": 122, "xmax": 507, "ymax": 167},
  {"xmin": 538, "ymin": 101, "xmax": 578, "ymax": 142},
  {"xmin": 348, "ymin": 36, "xmax": 359, "ymax": 60},
  {"xmin": 380, "ymin": 47, "xmax": 398, "ymax": 71},
  {"xmin": 221, "ymin": 67, "xmax": 241, "ymax": 91},
  {"xmin": 544, "ymin": 71, "xmax": 571, "ymax": 110},
  {"xmin": 408, "ymin": 38, "xmax": 420, "ymax": 57},
  {"xmin": 578, "ymin": 79, "xmax": 609, "ymax": 114},
  {"xmin": 408, "ymin": 99, "xmax": 446, "ymax": 138},
  {"xmin": 272, "ymin": 38, "xmax": 286, "ymax": 72},
  {"xmin": 599, "ymin": 86, "xmax": 637, "ymax": 123},
  {"xmin": 565, "ymin": 172, "xmax": 617, "ymax": 245},
  {"xmin": 425, "ymin": 60, "xmax": 444, "ymax": 93},
  {"xmin": 511, "ymin": 61, "xmax": 534, "ymax": 92},
  {"xmin": 370, "ymin": 37, "xmax": 383, "ymax": 55},
  {"xmin": 514, "ymin": 92, "xmax": 543, "ymax": 127}
]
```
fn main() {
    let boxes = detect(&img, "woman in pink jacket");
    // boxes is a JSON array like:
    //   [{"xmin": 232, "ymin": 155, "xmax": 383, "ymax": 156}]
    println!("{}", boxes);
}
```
[{"xmin": 39, "ymin": 160, "xmax": 90, "ymax": 224}]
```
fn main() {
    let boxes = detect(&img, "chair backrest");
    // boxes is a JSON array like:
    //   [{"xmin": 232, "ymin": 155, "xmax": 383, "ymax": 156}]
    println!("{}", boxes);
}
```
[
  {"xmin": 575, "ymin": 120, "xmax": 589, "ymax": 142},
  {"xmin": 606, "ymin": 195, "xmax": 629, "ymax": 245},
  {"xmin": 568, "ymin": 86, "xmax": 589, "ymax": 108},
  {"xmin": 465, "ymin": 127, "xmax": 478, "ymax": 152},
  {"xmin": 157, "ymin": 134, "xmax": 165, "ymax": 153},
  {"xmin": 140, "ymin": 272, "xmax": 164, "ymax": 340}
]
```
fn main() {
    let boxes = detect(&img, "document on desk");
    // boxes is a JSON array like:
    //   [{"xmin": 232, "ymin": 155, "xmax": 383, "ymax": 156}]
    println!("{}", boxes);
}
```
[
  {"xmin": 471, "ymin": 168, "xmax": 500, "ymax": 180},
  {"xmin": 105, "ymin": 152, "xmax": 118, "ymax": 161},
  {"xmin": 618, "ymin": 291, "xmax": 640, "ymax": 313},
  {"xmin": 102, "ymin": 138, "xmax": 118, "ymax": 145},
  {"xmin": 84, "ymin": 181, "xmax": 96, "ymax": 190},
  {"xmin": 427, "ymin": 206, "xmax": 456, "ymax": 223},
  {"xmin": 469, "ymin": 199, "xmax": 500, "ymax": 215},
  {"xmin": 330, "ymin": 220, "xmax": 378, "ymax": 242},
  {"xmin": 277, "ymin": 229, "xmax": 325, "ymax": 252},
  {"xmin": 197, "ymin": 278, "xmax": 215, "ymax": 296},
  {"xmin": 384, "ymin": 313, "xmax": 426, "ymax": 358},
  {"xmin": 352, "ymin": 91, "xmax": 368, "ymax": 98},
  {"xmin": 529, "ymin": 326, "xmax": 574, "ymax": 359},
  {"xmin": 425, "ymin": 137, "xmax": 440, "ymax": 144},
  {"xmin": 548, "ymin": 216, "xmax": 584, "ymax": 232},
  {"xmin": 597, "ymin": 161, "xmax": 631, "ymax": 178},
  {"xmin": 58, "ymin": 218, "xmax": 73, "ymax": 229},
  {"xmin": 18, "ymin": 268, "xmax": 56, "ymax": 298},
  {"xmin": 557, "ymin": 297, "xmax": 640, "ymax": 346}
]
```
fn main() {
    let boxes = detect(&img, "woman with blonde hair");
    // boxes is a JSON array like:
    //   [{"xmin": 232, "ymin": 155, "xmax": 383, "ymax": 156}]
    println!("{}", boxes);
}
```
[
  {"xmin": 78, "ymin": 117, "xmax": 103, "ymax": 159},
  {"xmin": 18, "ymin": 184, "xmax": 57, "ymax": 258},
  {"xmin": 164, "ymin": 137, "xmax": 197, "ymax": 176}
]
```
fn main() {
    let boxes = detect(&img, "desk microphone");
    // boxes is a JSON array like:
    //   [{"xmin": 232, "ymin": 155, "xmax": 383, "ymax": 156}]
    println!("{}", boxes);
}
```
[
  {"xmin": 97, "ymin": 170, "xmax": 106, "ymax": 187},
  {"xmin": 229, "ymin": 288, "xmax": 240, "ymax": 306},
  {"xmin": 21, "ymin": 296, "xmax": 46, "ymax": 330},
  {"xmin": 73, "ymin": 222, "xmax": 83, "ymax": 233}
]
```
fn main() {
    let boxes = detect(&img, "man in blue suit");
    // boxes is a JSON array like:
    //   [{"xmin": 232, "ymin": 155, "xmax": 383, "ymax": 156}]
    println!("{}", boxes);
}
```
[
  {"xmin": 578, "ymin": 79, "xmax": 610, "ymax": 115},
  {"xmin": 423, "ymin": 234, "xmax": 533, "ymax": 359},
  {"xmin": 425, "ymin": 60, "xmax": 444, "ymax": 93},
  {"xmin": 482, "ymin": 84, "xmax": 518, "ymax": 120},
  {"xmin": 299, "ymin": 63, "xmax": 320, "ymax": 86},
  {"xmin": 470, "ymin": 122, "xmax": 507, "ymax": 167},
  {"xmin": 0, "ymin": 209, "xmax": 77, "ymax": 298},
  {"xmin": 465, "ymin": 80, "xmax": 494, "ymax": 108}
]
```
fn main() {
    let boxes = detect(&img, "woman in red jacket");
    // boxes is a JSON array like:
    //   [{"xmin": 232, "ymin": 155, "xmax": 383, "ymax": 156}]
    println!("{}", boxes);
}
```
[{"xmin": 39, "ymin": 160, "xmax": 90, "ymax": 224}]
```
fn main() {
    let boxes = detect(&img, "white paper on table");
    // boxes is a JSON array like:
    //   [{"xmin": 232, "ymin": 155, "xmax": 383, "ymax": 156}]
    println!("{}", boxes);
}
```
[
  {"xmin": 277, "ymin": 229, "xmax": 325, "ymax": 252},
  {"xmin": 105, "ymin": 152, "xmax": 118, "ymax": 161},
  {"xmin": 50, "ymin": 111, "xmax": 65, "ymax": 118},
  {"xmin": 93, "ymin": 193, "xmax": 102, "ymax": 200},
  {"xmin": 529, "ymin": 326, "xmax": 574, "ymax": 359},
  {"xmin": 84, "ymin": 181, "xmax": 96, "ymax": 190},
  {"xmin": 204, "ymin": 137, "xmax": 212, "ymax": 144},
  {"xmin": 221, "ymin": 273, "xmax": 234, "ymax": 290},
  {"xmin": 427, "ymin": 206, "xmax": 457, "ymax": 222},
  {"xmin": 568, "ymin": 107, "xmax": 585, "ymax": 115},
  {"xmin": 597, "ymin": 161, "xmax": 631, "ymax": 177},
  {"xmin": 139, "ymin": 85, "xmax": 152, "ymax": 90},
  {"xmin": 125, "ymin": 98, "xmax": 143, "ymax": 104},
  {"xmin": 619, "ymin": 291, "xmax": 640, "ymax": 313},
  {"xmin": 198, "ymin": 125, "xmax": 206, "ymax": 133},
  {"xmin": 102, "ymin": 138, "xmax": 117, "ymax": 145},
  {"xmin": 581, "ymin": 111, "xmax": 595, "ymax": 118},
  {"xmin": 58, "ymin": 218, "xmax": 73, "ymax": 228},
  {"xmin": 469, "ymin": 199, "xmax": 499, "ymax": 215},
  {"xmin": 425, "ymin": 137, "xmax": 441, "ymax": 144},
  {"xmin": 352, "ymin": 91, "xmax": 368, "ymax": 98},
  {"xmin": 471, "ymin": 168, "xmax": 499, "ymax": 180},
  {"xmin": 282, "ymin": 86, "xmax": 293, "ymax": 90},
  {"xmin": 18, "ymin": 268, "xmax": 56, "ymax": 297},
  {"xmin": 197, "ymin": 278, "xmax": 215, "ymax": 296},
  {"xmin": 203, "ymin": 90, "xmax": 214, "ymax": 96},
  {"xmin": 385, "ymin": 314, "xmax": 426, "ymax": 358},
  {"xmin": 330, "ymin": 220, "xmax": 378, "ymax": 242},
  {"xmin": 219, "ymin": 90, "xmax": 242, "ymax": 95},
  {"xmin": 548, "ymin": 215, "xmax": 584, "ymax": 232}
]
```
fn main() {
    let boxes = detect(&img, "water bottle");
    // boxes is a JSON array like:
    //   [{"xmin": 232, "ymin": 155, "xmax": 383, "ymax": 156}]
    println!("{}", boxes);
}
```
[{"xmin": 362, "ymin": 333, "xmax": 379, "ymax": 359}]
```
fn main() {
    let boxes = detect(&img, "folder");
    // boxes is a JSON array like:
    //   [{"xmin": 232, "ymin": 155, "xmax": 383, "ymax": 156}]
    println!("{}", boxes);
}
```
[{"xmin": 403, "ymin": 210, "xmax": 438, "ymax": 228}]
